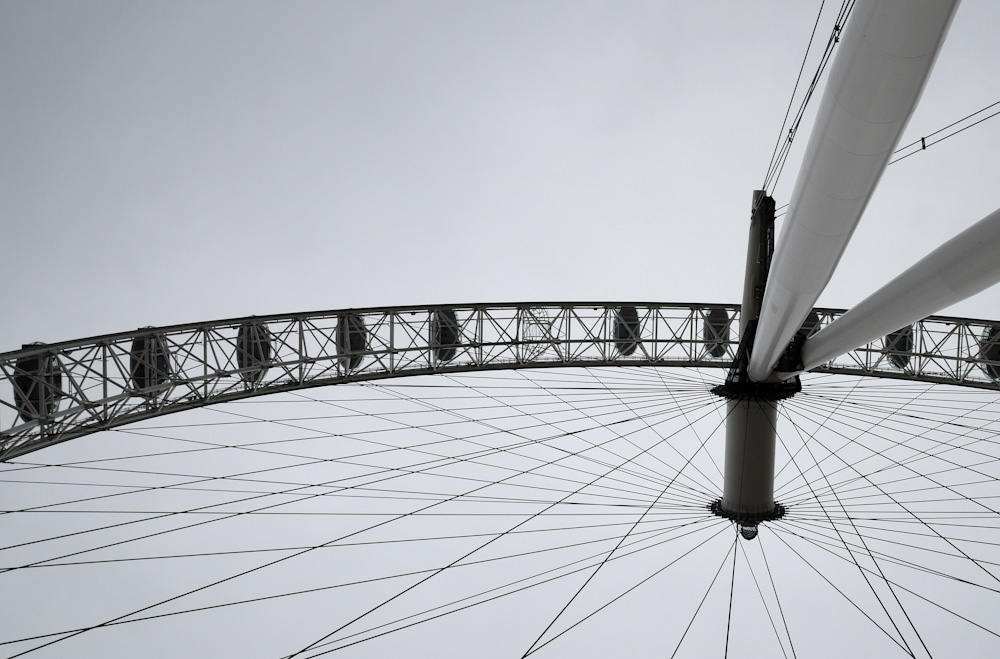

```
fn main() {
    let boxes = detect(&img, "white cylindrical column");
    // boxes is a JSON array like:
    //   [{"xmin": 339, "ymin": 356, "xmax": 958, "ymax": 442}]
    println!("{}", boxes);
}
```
[
  {"xmin": 748, "ymin": 0, "xmax": 960, "ymax": 382},
  {"xmin": 800, "ymin": 206, "xmax": 1000, "ymax": 372}
]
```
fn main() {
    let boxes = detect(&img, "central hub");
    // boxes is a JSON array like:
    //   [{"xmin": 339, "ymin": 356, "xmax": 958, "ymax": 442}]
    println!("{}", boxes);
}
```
[
  {"xmin": 709, "ymin": 192, "xmax": 800, "ymax": 541},
  {"xmin": 709, "ymin": 498, "xmax": 787, "ymax": 540},
  {"xmin": 710, "ymin": 378, "xmax": 800, "ymax": 402}
]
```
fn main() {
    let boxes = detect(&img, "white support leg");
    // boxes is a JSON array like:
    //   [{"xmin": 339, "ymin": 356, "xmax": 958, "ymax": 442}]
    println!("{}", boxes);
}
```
[
  {"xmin": 748, "ymin": 0, "xmax": 959, "ymax": 382},
  {"xmin": 799, "ymin": 206, "xmax": 1000, "ymax": 374}
]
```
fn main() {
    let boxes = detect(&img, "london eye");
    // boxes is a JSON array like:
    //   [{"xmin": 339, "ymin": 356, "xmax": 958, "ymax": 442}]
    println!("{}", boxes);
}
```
[{"xmin": 2, "ymin": 2, "xmax": 1000, "ymax": 658}]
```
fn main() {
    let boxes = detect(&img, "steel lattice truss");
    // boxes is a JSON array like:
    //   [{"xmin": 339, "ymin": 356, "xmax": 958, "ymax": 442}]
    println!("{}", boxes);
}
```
[{"xmin": 2, "ymin": 302, "xmax": 999, "ymax": 459}]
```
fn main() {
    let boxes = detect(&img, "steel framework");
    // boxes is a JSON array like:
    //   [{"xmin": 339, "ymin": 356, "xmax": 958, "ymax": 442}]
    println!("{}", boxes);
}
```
[{"xmin": 3, "ymin": 302, "xmax": 1000, "ymax": 460}]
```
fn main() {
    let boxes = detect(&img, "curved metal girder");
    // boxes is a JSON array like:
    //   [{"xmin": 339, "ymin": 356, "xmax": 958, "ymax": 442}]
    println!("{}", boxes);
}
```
[{"xmin": 2, "ymin": 302, "xmax": 1000, "ymax": 460}]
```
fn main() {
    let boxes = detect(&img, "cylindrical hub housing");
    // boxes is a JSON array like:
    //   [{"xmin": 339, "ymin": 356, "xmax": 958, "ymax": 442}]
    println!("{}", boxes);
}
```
[{"xmin": 721, "ymin": 398, "xmax": 778, "ymax": 517}]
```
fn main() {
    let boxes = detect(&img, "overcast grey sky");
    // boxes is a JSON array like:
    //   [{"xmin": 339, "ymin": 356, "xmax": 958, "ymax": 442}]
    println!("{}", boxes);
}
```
[
  {"xmin": 2, "ymin": 1, "xmax": 998, "ymax": 350},
  {"xmin": 2, "ymin": 2, "xmax": 1000, "ymax": 658}
]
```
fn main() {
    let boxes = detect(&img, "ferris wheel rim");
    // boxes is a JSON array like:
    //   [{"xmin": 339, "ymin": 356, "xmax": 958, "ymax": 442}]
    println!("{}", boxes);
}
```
[{"xmin": 4, "ymin": 301, "xmax": 1000, "ymax": 462}]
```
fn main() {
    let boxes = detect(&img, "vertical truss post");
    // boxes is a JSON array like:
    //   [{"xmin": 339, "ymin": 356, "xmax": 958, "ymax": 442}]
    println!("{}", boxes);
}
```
[{"xmin": 389, "ymin": 313, "xmax": 396, "ymax": 372}]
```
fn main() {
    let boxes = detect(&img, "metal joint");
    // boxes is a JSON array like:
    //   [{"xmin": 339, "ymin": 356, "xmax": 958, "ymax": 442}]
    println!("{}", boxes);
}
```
[{"xmin": 712, "ymin": 320, "xmax": 801, "ymax": 401}]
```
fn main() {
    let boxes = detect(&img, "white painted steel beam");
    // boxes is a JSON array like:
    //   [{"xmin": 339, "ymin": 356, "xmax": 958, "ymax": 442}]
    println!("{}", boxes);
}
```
[
  {"xmin": 748, "ymin": 0, "xmax": 960, "ymax": 381},
  {"xmin": 798, "ymin": 206, "xmax": 1000, "ymax": 373}
]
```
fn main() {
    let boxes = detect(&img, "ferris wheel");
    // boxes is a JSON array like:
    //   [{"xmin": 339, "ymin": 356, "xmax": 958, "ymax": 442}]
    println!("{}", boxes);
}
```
[{"xmin": 3, "ymin": 1, "xmax": 1000, "ymax": 658}]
